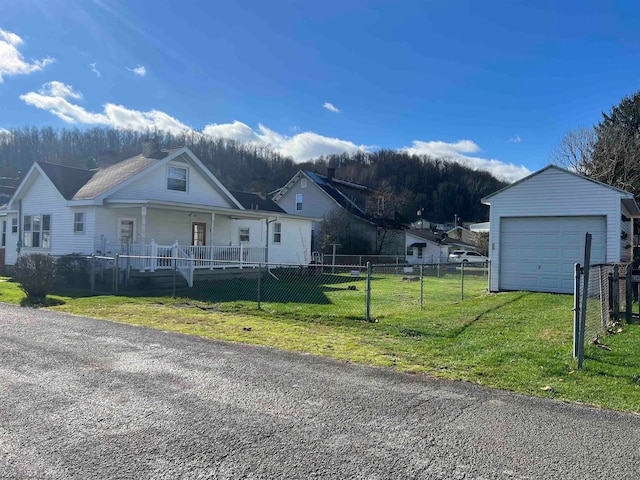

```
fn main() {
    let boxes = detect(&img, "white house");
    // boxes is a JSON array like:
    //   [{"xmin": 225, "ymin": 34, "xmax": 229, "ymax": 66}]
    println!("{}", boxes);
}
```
[
  {"xmin": 272, "ymin": 168, "xmax": 406, "ymax": 255},
  {"xmin": 0, "ymin": 142, "xmax": 317, "ymax": 284},
  {"xmin": 405, "ymin": 229, "xmax": 451, "ymax": 264},
  {"xmin": 482, "ymin": 165, "xmax": 640, "ymax": 294}
]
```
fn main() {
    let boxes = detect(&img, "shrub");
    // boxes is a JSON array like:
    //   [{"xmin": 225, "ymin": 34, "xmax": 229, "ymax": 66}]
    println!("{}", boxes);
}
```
[
  {"xmin": 57, "ymin": 253, "xmax": 90, "ymax": 287},
  {"xmin": 14, "ymin": 253, "xmax": 57, "ymax": 302}
]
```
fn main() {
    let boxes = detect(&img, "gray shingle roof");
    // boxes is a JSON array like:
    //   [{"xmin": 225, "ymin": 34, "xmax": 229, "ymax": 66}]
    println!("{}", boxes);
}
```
[
  {"xmin": 229, "ymin": 190, "xmax": 286, "ymax": 213},
  {"xmin": 37, "ymin": 162, "xmax": 97, "ymax": 200},
  {"xmin": 72, "ymin": 154, "xmax": 160, "ymax": 200},
  {"xmin": 303, "ymin": 170, "xmax": 405, "ymax": 229}
]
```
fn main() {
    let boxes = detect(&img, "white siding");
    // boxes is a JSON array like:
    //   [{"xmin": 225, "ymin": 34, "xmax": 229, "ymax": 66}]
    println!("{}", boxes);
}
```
[
  {"xmin": 16, "ymin": 173, "xmax": 95, "ymax": 261},
  {"xmin": 109, "ymin": 161, "xmax": 233, "ymax": 208},
  {"xmin": 4, "ymin": 212, "xmax": 18, "ymax": 266},
  {"xmin": 94, "ymin": 208, "xmax": 237, "ymax": 249},
  {"xmin": 275, "ymin": 177, "xmax": 337, "ymax": 220},
  {"xmin": 487, "ymin": 167, "xmax": 631, "ymax": 292},
  {"xmin": 405, "ymin": 233, "xmax": 447, "ymax": 264},
  {"xmin": 268, "ymin": 217, "xmax": 313, "ymax": 264}
]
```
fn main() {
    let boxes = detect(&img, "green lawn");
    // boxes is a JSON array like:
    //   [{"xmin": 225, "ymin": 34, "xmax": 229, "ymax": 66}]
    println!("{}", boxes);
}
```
[{"xmin": 1, "ymin": 270, "xmax": 638, "ymax": 413}]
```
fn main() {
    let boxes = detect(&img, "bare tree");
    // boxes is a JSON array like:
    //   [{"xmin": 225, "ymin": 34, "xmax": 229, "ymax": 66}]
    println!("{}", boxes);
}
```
[{"xmin": 550, "ymin": 127, "xmax": 595, "ymax": 174}]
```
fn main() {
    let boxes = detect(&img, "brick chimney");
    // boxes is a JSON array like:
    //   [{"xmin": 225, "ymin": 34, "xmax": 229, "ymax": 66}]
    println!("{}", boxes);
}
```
[
  {"xmin": 250, "ymin": 177, "xmax": 267, "ymax": 199},
  {"xmin": 142, "ymin": 138, "xmax": 164, "ymax": 159},
  {"xmin": 327, "ymin": 167, "xmax": 335, "ymax": 182}
]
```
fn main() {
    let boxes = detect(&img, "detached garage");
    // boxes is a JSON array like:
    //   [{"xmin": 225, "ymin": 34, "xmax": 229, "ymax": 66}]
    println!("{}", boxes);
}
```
[{"xmin": 482, "ymin": 165, "xmax": 640, "ymax": 294}]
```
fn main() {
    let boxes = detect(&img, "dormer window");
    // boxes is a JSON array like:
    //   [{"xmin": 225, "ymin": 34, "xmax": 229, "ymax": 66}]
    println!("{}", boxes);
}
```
[{"xmin": 167, "ymin": 166, "xmax": 188, "ymax": 192}]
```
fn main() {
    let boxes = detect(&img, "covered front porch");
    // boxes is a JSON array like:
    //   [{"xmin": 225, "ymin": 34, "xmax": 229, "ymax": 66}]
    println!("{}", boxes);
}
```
[
  {"xmin": 93, "ymin": 202, "xmax": 276, "ymax": 286},
  {"xmin": 96, "ymin": 241, "xmax": 267, "ymax": 288}
]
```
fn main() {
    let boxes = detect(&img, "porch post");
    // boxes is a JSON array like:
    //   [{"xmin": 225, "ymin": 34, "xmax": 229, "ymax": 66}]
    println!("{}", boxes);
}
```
[
  {"xmin": 140, "ymin": 206, "xmax": 147, "ymax": 245},
  {"xmin": 210, "ymin": 212, "xmax": 215, "ymax": 269},
  {"xmin": 150, "ymin": 239, "xmax": 157, "ymax": 272}
]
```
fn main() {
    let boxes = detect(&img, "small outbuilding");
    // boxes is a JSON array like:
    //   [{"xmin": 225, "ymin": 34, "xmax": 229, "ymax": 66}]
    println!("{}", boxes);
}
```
[{"xmin": 482, "ymin": 165, "xmax": 640, "ymax": 294}]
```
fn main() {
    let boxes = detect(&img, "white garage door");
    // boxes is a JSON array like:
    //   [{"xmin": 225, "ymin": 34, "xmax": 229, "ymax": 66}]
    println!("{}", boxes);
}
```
[{"xmin": 500, "ymin": 216, "xmax": 606, "ymax": 293}]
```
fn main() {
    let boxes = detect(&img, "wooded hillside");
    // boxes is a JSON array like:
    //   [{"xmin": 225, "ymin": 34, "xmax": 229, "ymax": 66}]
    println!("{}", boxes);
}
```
[{"xmin": 0, "ymin": 127, "xmax": 507, "ymax": 223}]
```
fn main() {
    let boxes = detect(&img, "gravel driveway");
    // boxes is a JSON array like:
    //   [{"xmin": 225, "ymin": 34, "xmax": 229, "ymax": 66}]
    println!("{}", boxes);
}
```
[{"xmin": 0, "ymin": 303, "xmax": 639, "ymax": 479}]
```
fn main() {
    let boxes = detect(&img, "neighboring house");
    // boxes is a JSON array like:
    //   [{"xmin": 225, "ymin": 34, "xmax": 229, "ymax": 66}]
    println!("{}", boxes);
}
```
[
  {"xmin": 0, "ymin": 142, "xmax": 317, "ymax": 283},
  {"xmin": 482, "ymin": 164, "xmax": 640, "ymax": 294},
  {"xmin": 405, "ymin": 229, "xmax": 451, "ymax": 264},
  {"xmin": 446, "ymin": 225, "xmax": 475, "ymax": 245},
  {"xmin": 271, "ymin": 168, "xmax": 406, "ymax": 255}
]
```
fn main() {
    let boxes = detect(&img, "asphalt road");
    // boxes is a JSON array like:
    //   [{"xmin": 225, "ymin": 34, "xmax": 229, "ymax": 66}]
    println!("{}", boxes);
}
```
[{"xmin": 0, "ymin": 303, "xmax": 639, "ymax": 479}]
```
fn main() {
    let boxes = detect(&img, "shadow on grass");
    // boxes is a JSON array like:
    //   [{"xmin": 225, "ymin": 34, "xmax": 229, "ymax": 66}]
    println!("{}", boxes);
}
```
[
  {"xmin": 394, "ymin": 292, "xmax": 531, "ymax": 339},
  {"xmin": 52, "ymin": 272, "xmax": 367, "ymax": 307}
]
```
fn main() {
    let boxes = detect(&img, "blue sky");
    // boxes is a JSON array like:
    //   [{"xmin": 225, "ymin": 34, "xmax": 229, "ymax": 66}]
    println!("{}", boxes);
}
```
[{"xmin": 2, "ymin": 0, "xmax": 640, "ymax": 182}]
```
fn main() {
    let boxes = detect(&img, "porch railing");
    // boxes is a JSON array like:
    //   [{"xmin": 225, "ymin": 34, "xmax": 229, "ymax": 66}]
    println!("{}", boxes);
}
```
[
  {"xmin": 100, "ymin": 241, "xmax": 267, "ymax": 273},
  {"xmin": 174, "ymin": 245, "xmax": 194, "ymax": 287}
]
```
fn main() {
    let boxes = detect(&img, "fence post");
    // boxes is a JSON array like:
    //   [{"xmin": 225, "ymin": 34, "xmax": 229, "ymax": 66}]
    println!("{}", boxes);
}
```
[
  {"xmin": 612, "ymin": 265, "xmax": 620, "ymax": 323},
  {"xmin": 257, "ymin": 263, "xmax": 262, "ymax": 310},
  {"xmin": 172, "ymin": 258, "xmax": 177, "ymax": 299},
  {"xmin": 577, "ymin": 233, "xmax": 592, "ymax": 370},
  {"xmin": 461, "ymin": 261, "xmax": 465, "ymax": 301},
  {"xmin": 114, "ymin": 253, "xmax": 119, "ymax": 294},
  {"xmin": 365, "ymin": 262, "xmax": 372, "ymax": 322},
  {"xmin": 626, "ymin": 264, "xmax": 633, "ymax": 324},
  {"xmin": 419, "ymin": 264, "xmax": 424, "ymax": 310},
  {"xmin": 90, "ymin": 254, "xmax": 95, "ymax": 294},
  {"xmin": 573, "ymin": 263, "xmax": 581, "ymax": 358}
]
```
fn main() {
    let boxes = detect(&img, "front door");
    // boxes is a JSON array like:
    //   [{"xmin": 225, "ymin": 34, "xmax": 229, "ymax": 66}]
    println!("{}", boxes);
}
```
[
  {"xmin": 192, "ymin": 222, "xmax": 206, "ymax": 246},
  {"xmin": 119, "ymin": 218, "xmax": 136, "ymax": 251}
]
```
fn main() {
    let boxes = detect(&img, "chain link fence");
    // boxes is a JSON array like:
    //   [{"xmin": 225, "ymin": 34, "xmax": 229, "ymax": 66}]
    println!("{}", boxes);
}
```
[
  {"xmin": 574, "ymin": 261, "xmax": 633, "ymax": 367},
  {"xmin": 48, "ymin": 254, "xmax": 490, "ymax": 321}
]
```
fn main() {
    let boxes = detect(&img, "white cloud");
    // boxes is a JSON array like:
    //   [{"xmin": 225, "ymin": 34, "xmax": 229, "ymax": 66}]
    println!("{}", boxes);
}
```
[
  {"xmin": 509, "ymin": 135, "xmax": 522, "ymax": 143},
  {"xmin": 20, "ymin": 81, "xmax": 528, "ymax": 181},
  {"xmin": 402, "ymin": 139, "xmax": 530, "ymax": 182},
  {"xmin": 20, "ymin": 82, "xmax": 190, "ymax": 133},
  {"xmin": 0, "ymin": 29, "xmax": 54, "ymax": 82},
  {"xmin": 203, "ymin": 121, "xmax": 366, "ymax": 160},
  {"xmin": 127, "ymin": 65, "xmax": 146, "ymax": 77},
  {"xmin": 89, "ymin": 62, "xmax": 101, "ymax": 78},
  {"xmin": 323, "ymin": 102, "xmax": 340, "ymax": 113}
]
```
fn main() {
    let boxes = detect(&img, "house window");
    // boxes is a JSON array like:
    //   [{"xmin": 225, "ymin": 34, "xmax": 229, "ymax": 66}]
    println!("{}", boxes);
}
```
[
  {"xmin": 167, "ymin": 166, "xmax": 188, "ymax": 192},
  {"xmin": 23, "ymin": 214, "xmax": 51, "ymax": 248},
  {"xmin": 74, "ymin": 212, "xmax": 85, "ymax": 233},
  {"xmin": 296, "ymin": 194, "xmax": 303, "ymax": 211},
  {"xmin": 406, "ymin": 246, "xmax": 413, "ymax": 256},
  {"xmin": 1, "ymin": 221, "xmax": 6, "ymax": 247},
  {"xmin": 377, "ymin": 197, "xmax": 385, "ymax": 216},
  {"xmin": 273, "ymin": 222, "xmax": 282, "ymax": 244},
  {"xmin": 417, "ymin": 248, "xmax": 423, "ymax": 259},
  {"xmin": 239, "ymin": 227, "xmax": 250, "ymax": 243},
  {"xmin": 301, "ymin": 178, "xmax": 307, "ymax": 188},
  {"xmin": 11, "ymin": 218, "xmax": 17, "ymax": 234}
]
